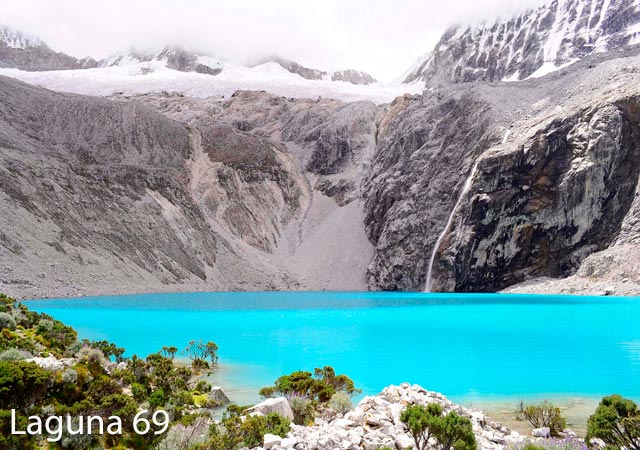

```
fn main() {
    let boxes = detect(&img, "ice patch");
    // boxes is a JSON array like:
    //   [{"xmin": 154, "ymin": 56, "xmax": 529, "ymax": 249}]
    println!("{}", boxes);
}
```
[{"xmin": 0, "ymin": 63, "xmax": 423, "ymax": 105}]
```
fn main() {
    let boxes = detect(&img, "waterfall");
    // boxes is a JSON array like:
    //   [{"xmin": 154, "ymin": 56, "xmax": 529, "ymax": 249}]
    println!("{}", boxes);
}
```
[{"xmin": 424, "ymin": 160, "xmax": 480, "ymax": 292}]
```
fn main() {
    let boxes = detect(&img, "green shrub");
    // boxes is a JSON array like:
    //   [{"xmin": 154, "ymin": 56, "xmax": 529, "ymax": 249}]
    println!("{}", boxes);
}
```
[
  {"xmin": 400, "ymin": 403, "xmax": 477, "ymax": 450},
  {"xmin": 196, "ymin": 380, "xmax": 212, "ymax": 393},
  {"xmin": 328, "ymin": 391, "xmax": 353, "ymax": 415},
  {"xmin": 209, "ymin": 406, "xmax": 290, "ymax": 450},
  {"xmin": 0, "ymin": 348, "xmax": 31, "ymax": 361},
  {"xmin": 0, "ymin": 312, "xmax": 16, "ymax": 331},
  {"xmin": 289, "ymin": 395, "xmax": 315, "ymax": 425},
  {"xmin": 0, "ymin": 361, "xmax": 51, "ymax": 410},
  {"xmin": 259, "ymin": 366, "xmax": 360, "ymax": 403},
  {"xmin": 239, "ymin": 413, "xmax": 291, "ymax": 448},
  {"xmin": 523, "ymin": 401, "xmax": 567, "ymax": 437},
  {"xmin": 586, "ymin": 394, "xmax": 640, "ymax": 450}
]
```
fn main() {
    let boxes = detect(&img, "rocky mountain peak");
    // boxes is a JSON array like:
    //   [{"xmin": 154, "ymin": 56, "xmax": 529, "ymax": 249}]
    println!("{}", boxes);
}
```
[
  {"xmin": 404, "ymin": 0, "xmax": 640, "ymax": 85},
  {"xmin": 0, "ymin": 25, "xmax": 98, "ymax": 71},
  {"xmin": 101, "ymin": 45, "xmax": 224, "ymax": 75},
  {"xmin": 0, "ymin": 25, "xmax": 42, "ymax": 49}
]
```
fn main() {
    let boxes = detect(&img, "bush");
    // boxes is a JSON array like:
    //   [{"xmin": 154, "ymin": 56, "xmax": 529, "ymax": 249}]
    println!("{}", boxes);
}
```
[
  {"xmin": 289, "ymin": 395, "xmax": 315, "ymax": 425},
  {"xmin": 0, "ymin": 312, "xmax": 16, "ymax": 331},
  {"xmin": 209, "ymin": 407, "xmax": 290, "ymax": 450},
  {"xmin": 76, "ymin": 346, "xmax": 108, "ymax": 372},
  {"xmin": 0, "ymin": 361, "xmax": 51, "ymax": 409},
  {"xmin": 259, "ymin": 366, "xmax": 360, "ymax": 404},
  {"xmin": 239, "ymin": 413, "xmax": 291, "ymax": 448},
  {"xmin": 523, "ymin": 401, "xmax": 567, "ymax": 437},
  {"xmin": 328, "ymin": 391, "xmax": 353, "ymax": 415},
  {"xmin": 0, "ymin": 348, "xmax": 31, "ymax": 361},
  {"xmin": 586, "ymin": 394, "xmax": 640, "ymax": 450},
  {"xmin": 400, "ymin": 403, "xmax": 477, "ymax": 450}
]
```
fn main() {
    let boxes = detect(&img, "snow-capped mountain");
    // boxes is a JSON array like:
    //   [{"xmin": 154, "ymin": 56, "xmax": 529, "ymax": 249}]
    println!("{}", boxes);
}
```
[
  {"xmin": 254, "ymin": 57, "xmax": 377, "ymax": 85},
  {"xmin": 0, "ymin": 25, "xmax": 42, "ymax": 49},
  {"xmin": 0, "ymin": 25, "xmax": 97, "ymax": 71},
  {"xmin": 0, "ymin": 27, "xmax": 401, "ymax": 103},
  {"xmin": 404, "ymin": 0, "xmax": 640, "ymax": 84},
  {"xmin": 101, "ymin": 46, "xmax": 224, "ymax": 75}
]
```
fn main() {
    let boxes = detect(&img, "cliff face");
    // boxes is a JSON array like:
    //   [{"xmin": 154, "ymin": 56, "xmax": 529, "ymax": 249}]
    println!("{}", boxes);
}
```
[
  {"xmin": 431, "ymin": 98, "xmax": 640, "ymax": 292},
  {"xmin": 362, "ymin": 93, "xmax": 498, "ymax": 290},
  {"xmin": 365, "ymin": 47, "xmax": 640, "ymax": 293},
  {"xmin": 405, "ymin": 0, "xmax": 640, "ymax": 85}
]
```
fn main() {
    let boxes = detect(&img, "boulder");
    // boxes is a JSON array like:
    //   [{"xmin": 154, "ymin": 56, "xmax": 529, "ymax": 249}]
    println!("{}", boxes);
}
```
[
  {"xmin": 246, "ymin": 397, "xmax": 294, "ymax": 421},
  {"xmin": 209, "ymin": 386, "xmax": 231, "ymax": 405},
  {"xmin": 263, "ymin": 434, "xmax": 282, "ymax": 450},
  {"xmin": 532, "ymin": 427, "xmax": 551, "ymax": 438}
]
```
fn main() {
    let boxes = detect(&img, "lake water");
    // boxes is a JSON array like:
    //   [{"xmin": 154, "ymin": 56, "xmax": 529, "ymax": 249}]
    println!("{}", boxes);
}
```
[{"xmin": 25, "ymin": 292, "xmax": 640, "ymax": 408}]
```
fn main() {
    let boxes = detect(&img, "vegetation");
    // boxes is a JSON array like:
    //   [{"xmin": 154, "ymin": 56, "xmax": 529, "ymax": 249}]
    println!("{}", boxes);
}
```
[
  {"xmin": 400, "ymin": 403, "xmax": 477, "ymax": 450},
  {"xmin": 258, "ymin": 366, "xmax": 360, "ymax": 425},
  {"xmin": 207, "ymin": 405, "xmax": 291, "ymax": 450},
  {"xmin": 328, "ymin": 391, "xmax": 353, "ymax": 415},
  {"xmin": 184, "ymin": 340, "xmax": 219, "ymax": 369},
  {"xmin": 522, "ymin": 400, "xmax": 567, "ymax": 437},
  {"xmin": 507, "ymin": 438, "xmax": 588, "ymax": 450},
  {"xmin": 586, "ymin": 394, "xmax": 640, "ymax": 450},
  {"xmin": 0, "ymin": 293, "xmax": 221, "ymax": 450},
  {"xmin": 259, "ymin": 366, "xmax": 360, "ymax": 403}
]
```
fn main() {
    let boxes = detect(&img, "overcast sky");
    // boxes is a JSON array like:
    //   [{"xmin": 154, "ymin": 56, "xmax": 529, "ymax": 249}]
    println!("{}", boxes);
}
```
[{"xmin": 1, "ymin": 0, "xmax": 546, "ymax": 82}]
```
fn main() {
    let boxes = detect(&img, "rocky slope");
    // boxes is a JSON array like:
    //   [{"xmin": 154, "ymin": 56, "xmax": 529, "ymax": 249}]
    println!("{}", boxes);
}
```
[
  {"xmin": 0, "ymin": 76, "xmax": 317, "ymax": 298},
  {"xmin": 0, "ymin": 25, "xmax": 97, "ymax": 71},
  {"xmin": 404, "ymin": 0, "xmax": 640, "ymax": 85}
]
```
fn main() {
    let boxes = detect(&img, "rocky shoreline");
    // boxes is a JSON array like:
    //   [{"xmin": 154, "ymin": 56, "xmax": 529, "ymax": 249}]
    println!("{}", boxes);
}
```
[{"xmin": 255, "ymin": 384, "xmax": 525, "ymax": 450}]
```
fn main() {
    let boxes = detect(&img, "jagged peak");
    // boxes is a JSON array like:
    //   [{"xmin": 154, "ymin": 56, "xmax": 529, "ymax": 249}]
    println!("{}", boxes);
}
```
[
  {"xmin": 0, "ymin": 25, "xmax": 44, "ymax": 49},
  {"xmin": 404, "ymin": 0, "xmax": 640, "ymax": 84}
]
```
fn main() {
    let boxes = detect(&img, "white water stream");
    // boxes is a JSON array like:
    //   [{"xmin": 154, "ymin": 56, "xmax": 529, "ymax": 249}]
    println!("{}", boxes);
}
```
[{"xmin": 424, "ymin": 160, "xmax": 480, "ymax": 292}]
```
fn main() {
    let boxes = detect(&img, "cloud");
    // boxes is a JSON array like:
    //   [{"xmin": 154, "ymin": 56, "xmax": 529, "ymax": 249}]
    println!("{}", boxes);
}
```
[{"xmin": 0, "ymin": 0, "xmax": 547, "ymax": 82}]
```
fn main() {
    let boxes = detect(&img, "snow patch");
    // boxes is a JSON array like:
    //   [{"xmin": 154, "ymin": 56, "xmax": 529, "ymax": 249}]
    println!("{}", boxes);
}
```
[{"xmin": 526, "ymin": 58, "xmax": 580, "ymax": 79}]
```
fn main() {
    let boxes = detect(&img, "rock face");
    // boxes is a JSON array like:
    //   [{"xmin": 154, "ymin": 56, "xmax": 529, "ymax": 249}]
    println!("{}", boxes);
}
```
[
  {"xmin": 431, "ymin": 97, "xmax": 640, "ymax": 292},
  {"xmin": 0, "ymin": 25, "xmax": 97, "ymax": 71},
  {"xmin": 102, "ymin": 45, "xmax": 223, "ymax": 75},
  {"xmin": 404, "ymin": 0, "xmax": 640, "ymax": 85},
  {"xmin": 263, "ymin": 57, "xmax": 378, "ymax": 85},
  {"xmin": 331, "ymin": 70, "xmax": 377, "ymax": 85},
  {"xmin": 269, "ymin": 384, "xmax": 522, "ymax": 450}
]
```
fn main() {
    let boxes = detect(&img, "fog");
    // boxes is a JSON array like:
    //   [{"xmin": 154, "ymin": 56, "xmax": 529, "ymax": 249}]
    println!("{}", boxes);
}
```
[{"xmin": 0, "ymin": 0, "xmax": 547, "ymax": 82}]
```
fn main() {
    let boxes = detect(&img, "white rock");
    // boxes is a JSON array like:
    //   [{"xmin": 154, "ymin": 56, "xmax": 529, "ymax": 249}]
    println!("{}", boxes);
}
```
[
  {"xmin": 25, "ymin": 356, "xmax": 70, "ymax": 371},
  {"xmin": 263, "ymin": 434, "xmax": 282, "ymax": 450},
  {"xmin": 247, "ymin": 397, "xmax": 294, "ymax": 421},
  {"xmin": 532, "ymin": 427, "xmax": 551, "ymax": 438}
]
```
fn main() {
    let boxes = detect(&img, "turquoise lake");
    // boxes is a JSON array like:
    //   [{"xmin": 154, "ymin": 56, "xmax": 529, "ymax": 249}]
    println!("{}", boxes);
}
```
[{"xmin": 24, "ymin": 292, "xmax": 640, "ymax": 406}]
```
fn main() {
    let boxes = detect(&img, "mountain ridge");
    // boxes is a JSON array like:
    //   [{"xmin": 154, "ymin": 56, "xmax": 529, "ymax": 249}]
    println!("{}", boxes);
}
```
[{"xmin": 404, "ymin": 0, "xmax": 640, "ymax": 85}]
